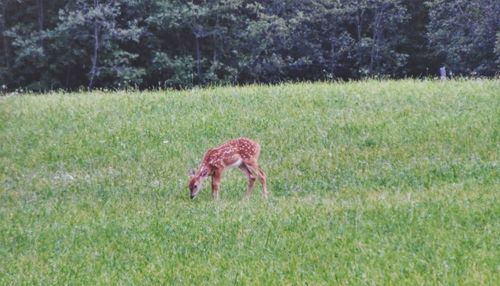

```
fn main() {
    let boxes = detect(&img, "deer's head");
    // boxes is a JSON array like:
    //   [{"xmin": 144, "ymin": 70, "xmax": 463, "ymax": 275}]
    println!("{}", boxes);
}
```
[{"xmin": 188, "ymin": 169, "xmax": 208, "ymax": 199}]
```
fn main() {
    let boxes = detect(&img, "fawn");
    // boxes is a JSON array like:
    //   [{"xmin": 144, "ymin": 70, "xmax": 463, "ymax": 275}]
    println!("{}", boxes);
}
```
[{"xmin": 188, "ymin": 137, "xmax": 268, "ymax": 200}]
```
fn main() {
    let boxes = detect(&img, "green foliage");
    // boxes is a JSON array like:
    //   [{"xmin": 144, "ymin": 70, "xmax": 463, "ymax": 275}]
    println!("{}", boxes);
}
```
[
  {"xmin": 426, "ymin": 0, "xmax": 500, "ymax": 76},
  {"xmin": 0, "ymin": 1, "xmax": 498, "ymax": 91},
  {"xmin": 1, "ymin": 80, "xmax": 499, "ymax": 284},
  {"xmin": 50, "ymin": 0, "xmax": 144, "ymax": 89},
  {"xmin": 151, "ymin": 52, "xmax": 195, "ymax": 88}
]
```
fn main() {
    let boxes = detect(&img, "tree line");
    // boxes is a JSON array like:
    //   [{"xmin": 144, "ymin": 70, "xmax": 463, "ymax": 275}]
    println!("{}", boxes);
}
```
[{"xmin": 0, "ymin": 0, "xmax": 499, "ymax": 91}]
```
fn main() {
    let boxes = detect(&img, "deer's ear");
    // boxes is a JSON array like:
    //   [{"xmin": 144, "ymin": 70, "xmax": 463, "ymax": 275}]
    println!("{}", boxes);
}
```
[
  {"xmin": 200, "ymin": 169, "xmax": 208, "ymax": 177},
  {"xmin": 188, "ymin": 169, "xmax": 196, "ymax": 177}
]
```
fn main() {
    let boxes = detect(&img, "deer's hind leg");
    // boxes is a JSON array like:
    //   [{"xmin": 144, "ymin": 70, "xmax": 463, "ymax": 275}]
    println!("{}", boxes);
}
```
[
  {"xmin": 239, "ymin": 163, "xmax": 256, "ymax": 198},
  {"xmin": 244, "ymin": 160, "xmax": 268, "ymax": 199}
]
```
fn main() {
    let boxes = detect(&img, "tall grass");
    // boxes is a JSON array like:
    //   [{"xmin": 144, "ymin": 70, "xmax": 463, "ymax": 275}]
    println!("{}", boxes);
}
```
[{"xmin": 1, "ymin": 80, "xmax": 499, "ymax": 284}]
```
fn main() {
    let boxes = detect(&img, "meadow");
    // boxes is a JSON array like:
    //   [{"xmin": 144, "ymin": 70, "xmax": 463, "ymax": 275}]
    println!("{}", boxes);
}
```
[{"xmin": 1, "ymin": 80, "xmax": 499, "ymax": 285}]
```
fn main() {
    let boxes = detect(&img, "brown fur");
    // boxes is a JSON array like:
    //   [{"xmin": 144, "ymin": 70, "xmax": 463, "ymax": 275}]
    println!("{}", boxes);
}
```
[{"xmin": 189, "ymin": 137, "xmax": 268, "ymax": 200}]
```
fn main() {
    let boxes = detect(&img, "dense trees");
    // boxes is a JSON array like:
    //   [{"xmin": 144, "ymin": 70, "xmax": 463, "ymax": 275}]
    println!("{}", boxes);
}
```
[
  {"xmin": 427, "ymin": 0, "xmax": 499, "ymax": 76},
  {"xmin": 0, "ymin": 0, "xmax": 498, "ymax": 91}
]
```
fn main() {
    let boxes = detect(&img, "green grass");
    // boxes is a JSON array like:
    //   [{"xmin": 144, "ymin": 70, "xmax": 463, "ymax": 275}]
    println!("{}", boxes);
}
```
[{"xmin": 1, "ymin": 80, "xmax": 499, "ymax": 285}]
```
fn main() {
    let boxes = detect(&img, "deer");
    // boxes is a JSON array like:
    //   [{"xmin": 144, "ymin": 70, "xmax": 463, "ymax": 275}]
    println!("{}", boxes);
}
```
[{"xmin": 188, "ymin": 137, "xmax": 268, "ymax": 200}]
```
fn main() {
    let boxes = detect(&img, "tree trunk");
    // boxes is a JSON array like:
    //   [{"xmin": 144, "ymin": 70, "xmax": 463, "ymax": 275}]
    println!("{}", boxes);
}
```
[
  {"xmin": 37, "ymin": 0, "xmax": 44, "ymax": 31},
  {"xmin": 0, "ymin": 3, "xmax": 9, "ymax": 69},
  {"xmin": 212, "ymin": 15, "xmax": 219, "ymax": 63},
  {"xmin": 213, "ymin": 44, "xmax": 217, "ymax": 63},
  {"xmin": 37, "ymin": 0, "xmax": 46, "ymax": 89},
  {"xmin": 89, "ymin": 23, "xmax": 99, "ymax": 90},
  {"xmin": 330, "ymin": 36, "xmax": 336, "ymax": 75},
  {"xmin": 212, "ymin": 34, "xmax": 217, "ymax": 63},
  {"xmin": 356, "ymin": 8, "xmax": 364, "ymax": 72},
  {"xmin": 356, "ymin": 11, "xmax": 362, "ymax": 42},
  {"xmin": 369, "ymin": 7, "xmax": 383, "ymax": 75},
  {"xmin": 89, "ymin": 1, "xmax": 99, "ymax": 90},
  {"xmin": 195, "ymin": 34, "xmax": 201, "ymax": 81}
]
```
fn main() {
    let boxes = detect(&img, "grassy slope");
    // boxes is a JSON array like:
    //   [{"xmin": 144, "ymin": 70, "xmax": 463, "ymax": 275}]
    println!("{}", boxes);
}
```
[{"xmin": 1, "ymin": 80, "xmax": 499, "ymax": 284}]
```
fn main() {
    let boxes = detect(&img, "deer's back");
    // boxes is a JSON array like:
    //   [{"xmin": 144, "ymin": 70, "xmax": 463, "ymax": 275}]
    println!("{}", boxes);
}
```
[{"xmin": 203, "ymin": 137, "xmax": 260, "ymax": 168}]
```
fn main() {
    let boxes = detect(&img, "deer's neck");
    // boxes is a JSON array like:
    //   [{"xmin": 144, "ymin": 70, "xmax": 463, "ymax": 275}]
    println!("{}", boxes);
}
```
[{"xmin": 197, "ymin": 163, "xmax": 212, "ymax": 178}]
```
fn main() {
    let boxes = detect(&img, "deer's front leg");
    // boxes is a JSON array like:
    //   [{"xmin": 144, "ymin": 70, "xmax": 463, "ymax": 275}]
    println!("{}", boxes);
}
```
[{"xmin": 211, "ymin": 169, "xmax": 222, "ymax": 200}]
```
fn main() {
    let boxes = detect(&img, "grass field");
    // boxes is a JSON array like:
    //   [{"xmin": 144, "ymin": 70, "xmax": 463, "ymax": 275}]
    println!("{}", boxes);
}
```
[{"xmin": 1, "ymin": 80, "xmax": 499, "ymax": 285}]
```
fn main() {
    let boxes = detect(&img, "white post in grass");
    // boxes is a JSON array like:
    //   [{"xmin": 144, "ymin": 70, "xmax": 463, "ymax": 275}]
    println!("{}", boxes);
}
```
[{"xmin": 440, "ymin": 66, "xmax": 447, "ymax": 80}]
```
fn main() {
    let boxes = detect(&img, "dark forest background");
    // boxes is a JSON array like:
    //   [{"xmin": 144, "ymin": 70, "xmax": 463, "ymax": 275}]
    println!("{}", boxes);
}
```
[{"xmin": 0, "ymin": 0, "xmax": 499, "ymax": 91}]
